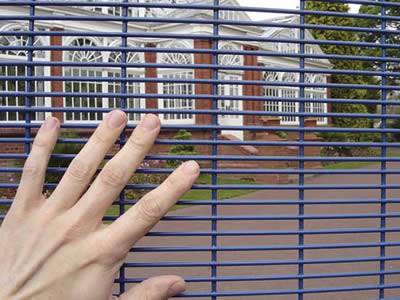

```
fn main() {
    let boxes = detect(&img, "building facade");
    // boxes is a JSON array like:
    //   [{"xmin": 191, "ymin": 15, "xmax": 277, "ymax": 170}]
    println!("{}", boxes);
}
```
[{"xmin": 0, "ymin": 0, "xmax": 332, "ymax": 141}]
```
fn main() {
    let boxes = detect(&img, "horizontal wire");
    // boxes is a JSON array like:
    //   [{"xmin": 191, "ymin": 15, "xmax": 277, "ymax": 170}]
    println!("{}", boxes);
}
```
[
  {"xmin": 2, "ymin": 166, "xmax": 400, "ymax": 175},
  {"xmin": 0, "ymin": 44, "xmax": 400, "ymax": 59},
  {"xmin": 2, "ymin": 153, "xmax": 400, "ymax": 163},
  {"xmin": 124, "ymin": 255, "xmax": 400, "ymax": 268},
  {"xmin": 6, "ymin": 0, "xmax": 400, "ymax": 10},
  {"xmin": 3, "ymin": 30, "xmax": 400, "ymax": 50},
  {"xmin": 4, "ymin": 61, "xmax": 400, "ymax": 80},
  {"xmin": 2, "ymin": 198, "xmax": 400, "ymax": 207},
  {"xmin": 146, "ymin": 227, "xmax": 400, "ymax": 237},
  {"xmin": 2, "ymin": 106, "xmax": 398, "ymax": 121},
  {"xmin": 2, "ymin": 138, "xmax": 400, "ymax": 150},
  {"xmin": 0, "ymin": 77, "xmax": 397, "ymax": 91},
  {"xmin": 101, "ymin": 213, "xmax": 400, "ymax": 222},
  {"xmin": 2, "ymin": 123, "xmax": 400, "ymax": 134},
  {"xmin": 176, "ymin": 283, "xmax": 400, "ymax": 297},
  {"xmin": 0, "ymin": 92, "xmax": 397, "ymax": 107},
  {"xmin": 2, "ymin": 15, "xmax": 400, "ymax": 36},
  {"xmin": 0, "ymin": 182, "xmax": 395, "ymax": 190},
  {"xmin": 122, "ymin": 269, "xmax": 400, "ymax": 283},
  {"xmin": 130, "ymin": 242, "xmax": 400, "ymax": 253}
]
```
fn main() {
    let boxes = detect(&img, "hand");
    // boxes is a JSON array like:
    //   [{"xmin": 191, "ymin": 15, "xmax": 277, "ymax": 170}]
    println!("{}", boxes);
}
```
[{"xmin": 0, "ymin": 111, "xmax": 200, "ymax": 300}]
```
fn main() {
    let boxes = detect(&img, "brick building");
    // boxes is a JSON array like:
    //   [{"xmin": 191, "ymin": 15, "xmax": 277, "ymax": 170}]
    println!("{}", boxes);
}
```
[{"xmin": 0, "ymin": 0, "xmax": 332, "ymax": 182}]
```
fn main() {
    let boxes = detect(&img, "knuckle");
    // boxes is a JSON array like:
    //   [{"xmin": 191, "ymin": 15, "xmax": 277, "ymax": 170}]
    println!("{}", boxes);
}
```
[
  {"xmin": 22, "ymin": 160, "xmax": 40, "ymax": 178},
  {"xmin": 127, "ymin": 136, "xmax": 148, "ymax": 153},
  {"xmin": 61, "ymin": 218, "xmax": 84, "ymax": 243},
  {"xmin": 164, "ymin": 174, "xmax": 183, "ymax": 193},
  {"xmin": 33, "ymin": 135, "xmax": 50, "ymax": 150},
  {"xmin": 91, "ymin": 128, "xmax": 110, "ymax": 146},
  {"xmin": 137, "ymin": 197, "xmax": 163, "ymax": 223},
  {"xmin": 90, "ymin": 231, "xmax": 126, "ymax": 265},
  {"xmin": 66, "ymin": 158, "xmax": 92, "ymax": 183},
  {"xmin": 100, "ymin": 165, "xmax": 125, "ymax": 187}
]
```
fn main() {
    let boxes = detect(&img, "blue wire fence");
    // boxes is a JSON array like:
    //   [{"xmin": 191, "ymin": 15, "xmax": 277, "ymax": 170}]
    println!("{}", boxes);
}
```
[{"xmin": 0, "ymin": 0, "xmax": 400, "ymax": 298}]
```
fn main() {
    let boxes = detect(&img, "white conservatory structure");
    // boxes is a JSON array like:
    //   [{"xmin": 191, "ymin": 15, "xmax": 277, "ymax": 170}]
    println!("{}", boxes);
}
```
[{"xmin": 0, "ymin": 0, "xmax": 332, "ymax": 140}]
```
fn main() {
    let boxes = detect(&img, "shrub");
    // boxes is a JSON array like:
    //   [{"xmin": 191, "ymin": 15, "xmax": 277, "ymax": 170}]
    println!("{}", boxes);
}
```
[
  {"xmin": 167, "ymin": 130, "xmax": 197, "ymax": 168},
  {"xmin": 46, "ymin": 132, "xmax": 83, "ymax": 184}
]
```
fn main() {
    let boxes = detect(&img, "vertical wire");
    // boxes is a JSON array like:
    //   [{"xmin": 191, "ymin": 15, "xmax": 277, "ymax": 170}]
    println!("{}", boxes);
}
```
[
  {"xmin": 25, "ymin": 0, "xmax": 35, "ymax": 154},
  {"xmin": 211, "ymin": 0, "xmax": 220, "ymax": 299},
  {"xmin": 298, "ymin": 1, "xmax": 306, "ymax": 299},
  {"xmin": 118, "ymin": 0, "xmax": 129, "ymax": 294},
  {"xmin": 379, "ymin": 1, "xmax": 387, "ymax": 299}
]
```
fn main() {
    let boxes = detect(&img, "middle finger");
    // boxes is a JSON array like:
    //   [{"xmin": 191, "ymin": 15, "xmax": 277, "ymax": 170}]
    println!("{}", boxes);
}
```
[{"xmin": 70, "ymin": 114, "xmax": 160, "ymax": 221}]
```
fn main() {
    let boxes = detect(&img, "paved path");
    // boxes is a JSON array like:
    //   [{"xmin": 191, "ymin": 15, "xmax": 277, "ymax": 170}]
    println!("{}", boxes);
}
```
[{"xmin": 123, "ymin": 163, "xmax": 400, "ymax": 299}]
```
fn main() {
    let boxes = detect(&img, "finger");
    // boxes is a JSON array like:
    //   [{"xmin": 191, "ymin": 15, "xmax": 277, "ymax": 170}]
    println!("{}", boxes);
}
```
[
  {"xmin": 104, "ymin": 161, "xmax": 199, "ymax": 250},
  {"xmin": 118, "ymin": 276, "xmax": 186, "ymax": 300},
  {"xmin": 14, "ymin": 117, "xmax": 60, "ymax": 211},
  {"xmin": 71, "ymin": 114, "xmax": 160, "ymax": 220},
  {"xmin": 48, "ymin": 110, "xmax": 127, "ymax": 212}
]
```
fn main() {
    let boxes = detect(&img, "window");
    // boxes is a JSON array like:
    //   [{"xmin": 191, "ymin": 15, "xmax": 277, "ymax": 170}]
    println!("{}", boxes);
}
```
[
  {"xmin": 64, "ymin": 38, "xmax": 104, "ymax": 122},
  {"xmin": 108, "ymin": 44, "xmax": 145, "ymax": 122},
  {"xmin": 160, "ymin": 71, "xmax": 194, "ymax": 122},
  {"xmin": 0, "ymin": 24, "xmax": 47, "ymax": 122},
  {"xmin": 218, "ymin": 74, "xmax": 242, "ymax": 119},
  {"xmin": 264, "ymin": 71, "xmax": 328, "ymax": 125},
  {"xmin": 158, "ymin": 41, "xmax": 194, "ymax": 123},
  {"xmin": 219, "ymin": 43, "xmax": 243, "ymax": 67}
]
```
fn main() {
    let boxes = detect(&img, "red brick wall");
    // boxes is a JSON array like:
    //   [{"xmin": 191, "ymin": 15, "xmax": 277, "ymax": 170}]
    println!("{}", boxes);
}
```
[
  {"xmin": 243, "ymin": 45, "xmax": 261, "ymax": 127},
  {"xmin": 50, "ymin": 27, "xmax": 64, "ymax": 122},
  {"xmin": 194, "ymin": 39, "xmax": 213, "ymax": 125},
  {"xmin": 144, "ymin": 43, "xmax": 158, "ymax": 111}
]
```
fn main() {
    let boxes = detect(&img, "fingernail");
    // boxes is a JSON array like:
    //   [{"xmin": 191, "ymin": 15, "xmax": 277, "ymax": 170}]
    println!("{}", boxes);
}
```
[
  {"xmin": 182, "ymin": 160, "xmax": 200, "ymax": 175},
  {"xmin": 167, "ymin": 279, "xmax": 186, "ymax": 297},
  {"xmin": 141, "ymin": 114, "xmax": 160, "ymax": 131},
  {"xmin": 107, "ymin": 110, "xmax": 126, "ymax": 129},
  {"xmin": 43, "ymin": 117, "xmax": 59, "ymax": 131}
]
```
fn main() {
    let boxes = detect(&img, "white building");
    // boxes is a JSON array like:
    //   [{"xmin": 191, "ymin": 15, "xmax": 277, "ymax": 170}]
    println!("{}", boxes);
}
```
[{"xmin": 0, "ymin": 0, "xmax": 332, "ymax": 140}]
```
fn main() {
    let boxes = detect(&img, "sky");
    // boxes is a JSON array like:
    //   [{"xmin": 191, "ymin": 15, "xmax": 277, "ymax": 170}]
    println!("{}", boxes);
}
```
[{"xmin": 237, "ymin": 0, "xmax": 361, "ymax": 20}]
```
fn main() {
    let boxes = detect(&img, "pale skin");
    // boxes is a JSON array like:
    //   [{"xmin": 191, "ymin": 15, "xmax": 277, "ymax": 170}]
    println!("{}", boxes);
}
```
[{"xmin": 0, "ymin": 110, "xmax": 200, "ymax": 300}]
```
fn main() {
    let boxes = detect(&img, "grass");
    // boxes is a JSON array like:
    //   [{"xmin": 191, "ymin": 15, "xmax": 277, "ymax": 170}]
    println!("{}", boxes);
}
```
[
  {"xmin": 106, "ymin": 174, "xmax": 255, "ymax": 216},
  {"xmin": 323, "ymin": 147, "xmax": 400, "ymax": 170}
]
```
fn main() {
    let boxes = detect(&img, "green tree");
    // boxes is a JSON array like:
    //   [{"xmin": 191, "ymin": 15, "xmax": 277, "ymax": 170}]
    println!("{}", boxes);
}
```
[
  {"xmin": 358, "ymin": 1, "xmax": 400, "ymax": 78},
  {"xmin": 306, "ymin": 1, "xmax": 375, "ymax": 155}
]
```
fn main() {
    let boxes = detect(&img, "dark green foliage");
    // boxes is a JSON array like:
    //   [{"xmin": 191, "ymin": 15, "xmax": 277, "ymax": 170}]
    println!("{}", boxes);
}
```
[
  {"xmin": 358, "ymin": 2, "xmax": 400, "ymax": 79},
  {"xmin": 46, "ymin": 132, "xmax": 83, "ymax": 184},
  {"xmin": 167, "ymin": 130, "xmax": 197, "ymax": 168},
  {"xmin": 306, "ymin": 1, "xmax": 378, "ymax": 156}
]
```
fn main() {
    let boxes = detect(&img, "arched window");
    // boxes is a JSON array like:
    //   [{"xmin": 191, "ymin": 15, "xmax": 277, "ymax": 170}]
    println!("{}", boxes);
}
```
[
  {"xmin": 219, "ymin": 43, "xmax": 242, "ymax": 66},
  {"xmin": 107, "ymin": 43, "xmax": 145, "ymax": 122},
  {"xmin": 158, "ymin": 41, "xmax": 193, "ymax": 65},
  {"xmin": 64, "ymin": 38, "xmax": 104, "ymax": 122},
  {"xmin": 66, "ymin": 38, "xmax": 103, "ymax": 63},
  {"xmin": 158, "ymin": 40, "xmax": 194, "ymax": 123},
  {"xmin": 0, "ymin": 23, "xmax": 47, "ymax": 122}
]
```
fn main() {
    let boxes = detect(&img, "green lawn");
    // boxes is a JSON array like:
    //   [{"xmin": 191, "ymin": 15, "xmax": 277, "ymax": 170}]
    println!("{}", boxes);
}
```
[
  {"xmin": 323, "ymin": 148, "xmax": 400, "ymax": 170},
  {"xmin": 106, "ymin": 174, "xmax": 255, "ymax": 216}
]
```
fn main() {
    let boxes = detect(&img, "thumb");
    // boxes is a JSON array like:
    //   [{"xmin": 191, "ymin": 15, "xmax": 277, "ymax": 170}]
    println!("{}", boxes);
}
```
[{"xmin": 118, "ymin": 276, "xmax": 186, "ymax": 300}]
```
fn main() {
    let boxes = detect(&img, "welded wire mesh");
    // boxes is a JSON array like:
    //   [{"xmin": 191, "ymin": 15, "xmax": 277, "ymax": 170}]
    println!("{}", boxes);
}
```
[{"xmin": 0, "ymin": 0, "xmax": 400, "ymax": 299}]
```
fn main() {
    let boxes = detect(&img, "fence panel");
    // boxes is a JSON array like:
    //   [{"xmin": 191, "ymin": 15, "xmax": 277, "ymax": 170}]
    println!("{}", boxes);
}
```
[{"xmin": 0, "ymin": 0, "xmax": 400, "ymax": 299}]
